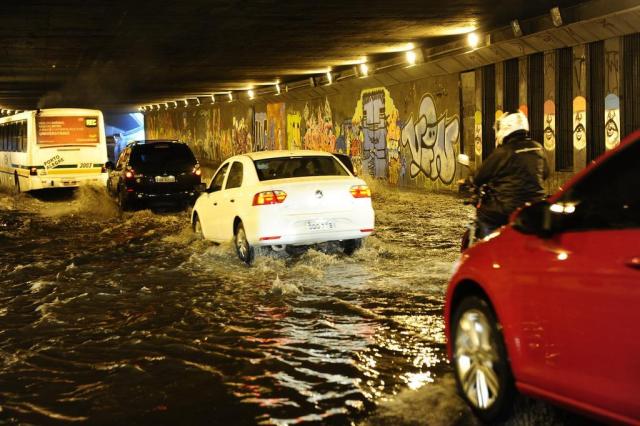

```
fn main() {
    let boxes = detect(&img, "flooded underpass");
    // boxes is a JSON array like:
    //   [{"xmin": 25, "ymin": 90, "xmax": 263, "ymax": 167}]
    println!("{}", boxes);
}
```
[{"xmin": 0, "ymin": 186, "xmax": 598, "ymax": 425}]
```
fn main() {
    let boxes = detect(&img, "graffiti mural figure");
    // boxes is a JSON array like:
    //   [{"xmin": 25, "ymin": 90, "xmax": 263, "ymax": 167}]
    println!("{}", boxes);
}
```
[
  {"xmin": 361, "ymin": 90, "xmax": 387, "ymax": 178},
  {"xmin": 287, "ymin": 113, "xmax": 302, "ymax": 150},
  {"xmin": 604, "ymin": 93, "xmax": 620, "ymax": 149},
  {"xmin": 254, "ymin": 112, "xmax": 267, "ymax": 151},
  {"xmin": 573, "ymin": 97, "xmax": 586, "ymax": 151},
  {"xmin": 401, "ymin": 94, "xmax": 459, "ymax": 184}
]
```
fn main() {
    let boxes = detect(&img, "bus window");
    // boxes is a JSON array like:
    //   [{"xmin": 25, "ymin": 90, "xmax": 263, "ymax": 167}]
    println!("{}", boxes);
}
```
[{"xmin": 19, "ymin": 121, "xmax": 26, "ymax": 152}]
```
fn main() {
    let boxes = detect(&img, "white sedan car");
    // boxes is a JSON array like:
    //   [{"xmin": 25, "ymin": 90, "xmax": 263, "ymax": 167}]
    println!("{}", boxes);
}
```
[{"xmin": 191, "ymin": 150, "xmax": 375, "ymax": 264}]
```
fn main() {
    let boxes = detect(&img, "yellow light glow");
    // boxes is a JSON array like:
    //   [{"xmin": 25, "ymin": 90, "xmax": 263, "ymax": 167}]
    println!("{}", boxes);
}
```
[
  {"xmin": 557, "ymin": 252, "xmax": 569, "ymax": 261},
  {"xmin": 228, "ymin": 93, "xmax": 233, "ymax": 102},
  {"xmin": 275, "ymin": 83, "xmax": 281, "ymax": 95},
  {"xmin": 406, "ymin": 50, "xmax": 417, "ymax": 66},
  {"xmin": 326, "ymin": 72, "xmax": 333, "ymax": 84},
  {"xmin": 248, "ymin": 89, "xmax": 255, "ymax": 100},
  {"xmin": 467, "ymin": 32, "xmax": 480, "ymax": 48},
  {"xmin": 359, "ymin": 63, "xmax": 369, "ymax": 77}
]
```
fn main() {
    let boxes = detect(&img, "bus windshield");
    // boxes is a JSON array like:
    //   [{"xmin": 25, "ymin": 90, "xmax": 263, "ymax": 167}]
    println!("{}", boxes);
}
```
[{"xmin": 37, "ymin": 116, "xmax": 100, "ymax": 145}]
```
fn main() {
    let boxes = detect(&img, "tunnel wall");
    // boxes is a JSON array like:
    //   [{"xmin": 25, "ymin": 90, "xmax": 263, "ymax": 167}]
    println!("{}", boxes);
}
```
[{"xmin": 144, "ymin": 32, "xmax": 634, "ymax": 193}]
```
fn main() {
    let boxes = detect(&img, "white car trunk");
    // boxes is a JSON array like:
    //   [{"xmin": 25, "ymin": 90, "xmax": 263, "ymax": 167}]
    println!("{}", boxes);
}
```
[{"xmin": 260, "ymin": 176, "xmax": 360, "ymax": 215}]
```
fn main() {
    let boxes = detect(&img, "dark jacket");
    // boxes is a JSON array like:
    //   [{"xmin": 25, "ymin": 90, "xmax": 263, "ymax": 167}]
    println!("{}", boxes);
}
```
[{"xmin": 473, "ymin": 131, "xmax": 550, "ymax": 226}]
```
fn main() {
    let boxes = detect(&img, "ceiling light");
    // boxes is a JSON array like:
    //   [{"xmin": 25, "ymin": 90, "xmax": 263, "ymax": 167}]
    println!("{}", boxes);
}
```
[
  {"xmin": 511, "ymin": 19, "xmax": 523, "ymax": 37},
  {"xmin": 275, "ymin": 83, "xmax": 281, "ymax": 95},
  {"xmin": 406, "ymin": 50, "xmax": 417, "ymax": 66},
  {"xmin": 467, "ymin": 32, "xmax": 480, "ymax": 48},
  {"xmin": 248, "ymin": 89, "xmax": 255, "ymax": 99},
  {"xmin": 359, "ymin": 63, "xmax": 369, "ymax": 77},
  {"xmin": 550, "ymin": 7, "xmax": 563, "ymax": 27},
  {"xmin": 326, "ymin": 71, "xmax": 333, "ymax": 84},
  {"xmin": 195, "ymin": 98, "xmax": 201, "ymax": 106},
  {"xmin": 183, "ymin": 99, "xmax": 189, "ymax": 107},
  {"xmin": 228, "ymin": 92, "xmax": 233, "ymax": 102},
  {"xmin": 211, "ymin": 94, "xmax": 216, "ymax": 104}
]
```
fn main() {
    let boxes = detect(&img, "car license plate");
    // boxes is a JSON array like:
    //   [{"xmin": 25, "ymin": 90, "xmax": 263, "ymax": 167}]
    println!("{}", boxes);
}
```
[
  {"xmin": 155, "ymin": 175, "xmax": 175, "ymax": 183},
  {"xmin": 306, "ymin": 219, "xmax": 336, "ymax": 231}
]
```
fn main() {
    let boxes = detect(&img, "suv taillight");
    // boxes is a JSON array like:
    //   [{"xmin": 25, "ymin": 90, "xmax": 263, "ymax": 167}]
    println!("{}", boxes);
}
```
[
  {"xmin": 253, "ymin": 191, "xmax": 287, "ymax": 205},
  {"xmin": 350, "ymin": 185, "xmax": 371, "ymax": 198}
]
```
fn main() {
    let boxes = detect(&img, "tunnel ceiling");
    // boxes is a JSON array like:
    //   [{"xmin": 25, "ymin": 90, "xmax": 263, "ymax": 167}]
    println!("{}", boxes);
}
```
[{"xmin": 0, "ymin": 0, "xmax": 591, "ymax": 111}]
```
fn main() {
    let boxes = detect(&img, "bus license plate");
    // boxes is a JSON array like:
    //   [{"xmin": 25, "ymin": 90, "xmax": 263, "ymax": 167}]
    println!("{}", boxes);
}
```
[
  {"xmin": 306, "ymin": 219, "xmax": 336, "ymax": 231},
  {"xmin": 155, "ymin": 176, "xmax": 175, "ymax": 183}
]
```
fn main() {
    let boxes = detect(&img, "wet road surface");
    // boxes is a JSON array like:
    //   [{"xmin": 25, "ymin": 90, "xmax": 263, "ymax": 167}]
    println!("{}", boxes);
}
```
[{"xmin": 0, "ymin": 185, "xmax": 598, "ymax": 425}]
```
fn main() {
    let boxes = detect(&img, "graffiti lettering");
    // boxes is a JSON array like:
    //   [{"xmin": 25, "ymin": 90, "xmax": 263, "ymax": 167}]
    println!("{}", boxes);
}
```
[{"xmin": 401, "ymin": 94, "xmax": 459, "ymax": 184}]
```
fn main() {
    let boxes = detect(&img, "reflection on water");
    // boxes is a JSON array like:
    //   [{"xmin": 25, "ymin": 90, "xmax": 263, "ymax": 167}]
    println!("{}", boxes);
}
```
[{"xmin": 0, "ymin": 185, "xmax": 582, "ymax": 425}]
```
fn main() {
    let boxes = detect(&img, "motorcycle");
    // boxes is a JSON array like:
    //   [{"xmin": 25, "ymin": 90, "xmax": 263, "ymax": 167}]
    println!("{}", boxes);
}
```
[{"xmin": 459, "ymin": 182, "xmax": 491, "ymax": 252}]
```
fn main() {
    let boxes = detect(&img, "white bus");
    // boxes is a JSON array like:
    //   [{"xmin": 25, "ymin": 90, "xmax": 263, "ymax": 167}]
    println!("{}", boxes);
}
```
[{"xmin": 0, "ymin": 108, "xmax": 108, "ymax": 192}]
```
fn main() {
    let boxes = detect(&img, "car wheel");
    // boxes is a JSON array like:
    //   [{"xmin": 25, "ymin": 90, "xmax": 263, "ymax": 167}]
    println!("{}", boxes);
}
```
[
  {"xmin": 13, "ymin": 173, "xmax": 21, "ymax": 194},
  {"xmin": 341, "ymin": 238, "xmax": 363, "ymax": 255},
  {"xmin": 117, "ymin": 188, "xmax": 132, "ymax": 211},
  {"xmin": 192, "ymin": 214, "xmax": 203, "ymax": 239},
  {"xmin": 234, "ymin": 222, "xmax": 255, "ymax": 265},
  {"xmin": 452, "ymin": 295, "xmax": 515, "ymax": 423}
]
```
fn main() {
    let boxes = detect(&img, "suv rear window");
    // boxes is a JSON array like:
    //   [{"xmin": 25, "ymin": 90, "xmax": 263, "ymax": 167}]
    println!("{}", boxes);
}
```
[
  {"xmin": 130, "ymin": 143, "xmax": 196, "ymax": 167},
  {"xmin": 254, "ymin": 156, "xmax": 350, "ymax": 181}
]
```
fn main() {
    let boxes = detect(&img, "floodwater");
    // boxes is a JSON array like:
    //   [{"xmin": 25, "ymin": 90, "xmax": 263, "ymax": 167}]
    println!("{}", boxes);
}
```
[{"xmin": 0, "ymin": 184, "xmax": 596, "ymax": 425}]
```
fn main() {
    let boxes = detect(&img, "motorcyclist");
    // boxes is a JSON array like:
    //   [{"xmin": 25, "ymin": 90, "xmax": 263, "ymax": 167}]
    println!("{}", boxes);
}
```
[{"xmin": 470, "ymin": 110, "xmax": 550, "ymax": 238}]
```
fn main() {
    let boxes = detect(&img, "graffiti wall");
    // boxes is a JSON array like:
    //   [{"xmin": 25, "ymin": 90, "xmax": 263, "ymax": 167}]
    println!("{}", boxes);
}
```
[{"xmin": 143, "ymin": 33, "xmax": 637, "ymax": 192}]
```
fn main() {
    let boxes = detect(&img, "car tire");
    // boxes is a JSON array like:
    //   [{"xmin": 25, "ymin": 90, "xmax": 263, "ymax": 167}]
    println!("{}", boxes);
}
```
[
  {"xmin": 451, "ymin": 295, "xmax": 516, "ymax": 423},
  {"xmin": 13, "ymin": 173, "xmax": 21, "ymax": 194},
  {"xmin": 234, "ymin": 222, "xmax": 255, "ymax": 266},
  {"xmin": 117, "ymin": 188, "xmax": 132, "ymax": 211},
  {"xmin": 341, "ymin": 238, "xmax": 363, "ymax": 255},
  {"xmin": 192, "ymin": 214, "xmax": 203, "ymax": 239}
]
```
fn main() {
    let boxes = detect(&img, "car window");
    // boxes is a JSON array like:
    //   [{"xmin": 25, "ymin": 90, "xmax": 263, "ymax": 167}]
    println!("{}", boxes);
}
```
[
  {"xmin": 225, "ymin": 161, "xmax": 243, "ymax": 189},
  {"xmin": 554, "ymin": 138, "xmax": 640, "ymax": 231},
  {"xmin": 254, "ymin": 156, "xmax": 349, "ymax": 181},
  {"xmin": 130, "ymin": 143, "xmax": 196, "ymax": 167},
  {"xmin": 208, "ymin": 163, "xmax": 229, "ymax": 193}
]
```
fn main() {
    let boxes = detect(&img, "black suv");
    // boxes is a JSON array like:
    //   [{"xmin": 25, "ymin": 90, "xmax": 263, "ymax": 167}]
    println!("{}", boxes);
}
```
[{"xmin": 106, "ymin": 140, "xmax": 203, "ymax": 210}]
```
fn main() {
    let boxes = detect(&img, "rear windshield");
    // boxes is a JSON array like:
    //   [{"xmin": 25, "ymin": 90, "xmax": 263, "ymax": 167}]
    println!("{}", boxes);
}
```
[
  {"xmin": 130, "ymin": 143, "xmax": 196, "ymax": 167},
  {"xmin": 254, "ymin": 155, "xmax": 350, "ymax": 181}
]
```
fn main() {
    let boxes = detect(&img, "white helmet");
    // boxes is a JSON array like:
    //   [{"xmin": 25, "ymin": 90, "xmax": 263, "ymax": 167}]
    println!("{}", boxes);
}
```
[{"xmin": 495, "ymin": 111, "xmax": 529, "ymax": 145}]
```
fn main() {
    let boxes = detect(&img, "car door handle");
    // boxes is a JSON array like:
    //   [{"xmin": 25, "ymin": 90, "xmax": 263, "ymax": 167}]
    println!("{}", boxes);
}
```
[{"xmin": 625, "ymin": 257, "xmax": 640, "ymax": 270}]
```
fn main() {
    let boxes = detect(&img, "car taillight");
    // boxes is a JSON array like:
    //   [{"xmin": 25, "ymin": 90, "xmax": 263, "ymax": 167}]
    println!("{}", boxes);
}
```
[
  {"xmin": 253, "ymin": 190, "xmax": 287, "ymax": 205},
  {"xmin": 350, "ymin": 185, "xmax": 371, "ymax": 198},
  {"xmin": 29, "ymin": 167, "xmax": 38, "ymax": 176},
  {"xmin": 125, "ymin": 170, "xmax": 134, "ymax": 179}
]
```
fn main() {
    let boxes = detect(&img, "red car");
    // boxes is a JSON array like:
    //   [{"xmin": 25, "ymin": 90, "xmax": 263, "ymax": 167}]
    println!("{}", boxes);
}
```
[{"xmin": 445, "ymin": 131, "xmax": 640, "ymax": 425}]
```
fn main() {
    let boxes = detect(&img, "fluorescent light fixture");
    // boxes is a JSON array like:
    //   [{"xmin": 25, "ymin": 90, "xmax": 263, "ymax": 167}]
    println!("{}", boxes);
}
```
[
  {"xmin": 406, "ymin": 50, "xmax": 417, "ymax": 66},
  {"xmin": 326, "ymin": 71, "xmax": 333, "ymax": 84},
  {"xmin": 550, "ymin": 7, "xmax": 563, "ymax": 27},
  {"xmin": 248, "ymin": 89, "xmax": 255, "ymax": 99},
  {"xmin": 511, "ymin": 19, "xmax": 523, "ymax": 37},
  {"xmin": 467, "ymin": 32, "xmax": 480, "ymax": 48},
  {"xmin": 275, "ymin": 83, "xmax": 281, "ymax": 95},
  {"xmin": 228, "ymin": 92, "xmax": 233, "ymax": 102},
  {"xmin": 359, "ymin": 63, "xmax": 369, "ymax": 77},
  {"xmin": 211, "ymin": 94, "xmax": 216, "ymax": 103}
]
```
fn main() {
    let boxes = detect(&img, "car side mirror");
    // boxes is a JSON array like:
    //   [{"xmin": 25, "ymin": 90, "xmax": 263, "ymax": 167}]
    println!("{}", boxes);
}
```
[
  {"xmin": 104, "ymin": 161, "xmax": 115, "ymax": 171},
  {"xmin": 511, "ymin": 200, "xmax": 553, "ymax": 237}
]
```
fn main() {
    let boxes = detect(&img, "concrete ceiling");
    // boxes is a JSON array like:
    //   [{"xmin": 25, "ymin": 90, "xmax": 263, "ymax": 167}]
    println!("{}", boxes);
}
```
[{"xmin": 0, "ymin": 0, "xmax": 591, "ymax": 111}]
